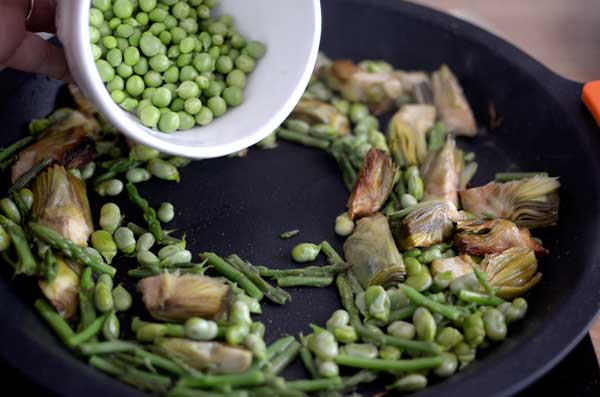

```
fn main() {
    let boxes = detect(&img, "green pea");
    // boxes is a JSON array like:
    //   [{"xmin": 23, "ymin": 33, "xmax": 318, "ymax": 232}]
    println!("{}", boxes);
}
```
[
  {"xmin": 387, "ymin": 320, "xmax": 415, "ymax": 340},
  {"xmin": 308, "ymin": 330, "xmax": 338, "ymax": 361},
  {"xmin": 436, "ymin": 326, "xmax": 464, "ymax": 350},
  {"xmin": 149, "ymin": 8, "xmax": 168, "ymax": 22},
  {"xmin": 222, "ymin": 86, "xmax": 243, "ymax": 106},
  {"xmin": 388, "ymin": 374, "xmax": 427, "ymax": 392},
  {"xmin": 139, "ymin": 34, "xmax": 162, "ymax": 57},
  {"xmin": 136, "ymin": 232, "xmax": 155, "ymax": 252},
  {"xmin": 121, "ymin": 47, "xmax": 140, "ymax": 66},
  {"xmin": 0, "ymin": 198, "xmax": 21, "ymax": 223},
  {"xmin": 89, "ymin": 26, "xmax": 101, "ymax": 44},
  {"xmin": 106, "ymin": 76, "xmax": 124, "ymax": 92},
  {"xmin": 192, "ymin": 52, "xmax": 213, "ymax": 73},
  {"xmin": 235, "ymin": 54, "xmax": 255, "ymax": 73},
  {"xmin": 506, "ymin": 298, "xmax": 528, "ymax": 324},
  {"xmin": 90, "ymin": 8, "xmax": 104, "ymax": 28},
  {"xmin": 163, "ymin": 83, "xmax": 178, "ymax": 98},
  {"xmin": 195, "ymin": 107, "xmax": 213, "ymax": 126},
  {"xmin": 95, "ymin": 283, "xmax": 114, "ymax": 313},
  {"xmin": 195, "ymin": 74, "xmax": 211, "ymax": 89},
  {"xmin": 379, "ymin": 345, "xmax": 401, "ymax": 360},
  {"xmin": 349, "ymin": 103, "xmax": 369, "ymax": 123},
  {"xmin": 129, "ymin": 31, "xmax": 141, "ymax": 47},
  {"xmin": 434, "ymin": 352, "xmax": 458, "ymax": 378},
  {"xmin": 136, "ymin": 12, "xmax": 149, "ymax": 25},
  {"xmin": 112, "ymin": 284, "xmax": 132, "ymax": 312},
  {"xmin": 158, "ymin": 111, "xmax": 180, "ymax": 132},
  {"xmin": 148, "ymin": 158, "xmax": 180, "ymax": 181},
  {"xmin": 113, "ymin": 0, "xmax": 133, "ymax": 19},
  {"xmin": 95, "ymin": 59, "xmax": 115, "ymax": 82},
  {"xmin": 91, "ymin": 44, "xmax": 102, "ymax": 61},
  {"xmin": 184, "ymin": 318, "xmax": 218, "ymax": 341},
  {"xmin": 341, "ymin": 343, "xmax": 378, "ymax": 359},
  {"xmin": 99, "ymin": 203, "xmax": 121, "ymax": 234},
  {"xmin": 463, "ymin": 312, "xmax": 485, "ymax": 347},
  {"xmin": 176, "ymin": 112, "xmax": 194, "ymax": 130},
  {"xmin": 113, "ymin": 226, "xmax": 136, "ymax": 254},
  {"xmin": 139, "ymin": 105, "xmax": 160, "ymax": 128},
  {"xmin": 182, "ymin": 98, "xmax": 202, "ymax": 115},
  {"xmin": 116, "ymin": 63, "xmax": 133, "ymax": 78},
  {"xmin": 170, "ymin": 97, "xmax": 185, "ymax": 112},
  {"xmin": 245, "ymin": 40, "xmax": 266, "ymax": 59},
  {"xmin": 413, "ymin": 307, "xmax": 436, "ymax": 342},
  {"xmin": 204, "ymin": 80, "xmax": 222, "ymax": 97},
  {"xmin": 161, "ymin": 66, "xmax": 178, "ymax": 83},
  {"xmin": 483, "ymin": 308, "xmax": 507, "ymax": 341},
  {"xmin": 211, "ymin": 34, "xmax": 224, "ymax": 47},
  {"xmin": 225, "ymin": 323, "xmax": 249, "ymax": 346},
  {"xmin": 115, "ymin": 23, "xmax": 134, "ymax": 38},
  {"xmin": 133, "ymin": 56, "xmax": 149, "ymax": 75},
  {"xmin": 149, "ymin": 22, "xmax": 166, "ymax": 36},
  {"xmin": 124, "ymin": 75, "xmax": 144, "ymax": 96},
  {"xmin": 175, "ymin": 81, "xmax": 199, "ymax": 99},
  {"xmin": 120, "ymin": 97, "xmax": 138, "ymax": 111},
  {"xmin": 206, "ymin": 96, "xmax": 227, "ymax": 117},
  {"xmin": 93, "ymin": 0, "xmax": 111, "ymax": 12},
  {"xmin": 0, "ymin": 226, "xmax": 11, "ymax": 251},
  {"xmin": 167, "ymin": 45, "xmax": 180, "ymax": 59},
  {"xmin": 149, "ymin": 54, "xmax": 170, "ymax": 72},
  {"xmin": 139, "ymin": 0, "xmax": 157, "ymax": 13}
]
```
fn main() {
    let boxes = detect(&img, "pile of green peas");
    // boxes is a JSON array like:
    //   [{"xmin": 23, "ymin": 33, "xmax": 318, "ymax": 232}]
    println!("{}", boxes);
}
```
[{"xmin": 90, "ymin": 0, "xmax": 266, "ymax": 132}]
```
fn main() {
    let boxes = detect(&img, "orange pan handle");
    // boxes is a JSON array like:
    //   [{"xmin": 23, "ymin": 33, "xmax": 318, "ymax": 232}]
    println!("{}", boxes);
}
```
[{"xmin": 582, "ymin": 81, "xmax": 600, "ymax": 127}]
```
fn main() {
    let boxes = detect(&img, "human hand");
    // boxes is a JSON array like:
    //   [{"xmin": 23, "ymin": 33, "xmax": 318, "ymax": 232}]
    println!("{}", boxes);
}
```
[{"xmin": 0, "ymin": 0, "xmax": 71, "ymax": 81}]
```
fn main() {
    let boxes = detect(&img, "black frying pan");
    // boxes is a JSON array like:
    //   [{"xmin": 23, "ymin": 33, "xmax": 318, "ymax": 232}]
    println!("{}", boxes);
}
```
[{"xmin": 1, "ymin": 1, "xmax": 599, "ymax": 396}]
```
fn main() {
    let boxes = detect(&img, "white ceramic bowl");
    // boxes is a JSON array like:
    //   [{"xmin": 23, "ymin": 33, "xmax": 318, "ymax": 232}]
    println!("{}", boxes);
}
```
[{"xmin": 56, "ymin": 0, "xmax": 321, "ymax": 159}]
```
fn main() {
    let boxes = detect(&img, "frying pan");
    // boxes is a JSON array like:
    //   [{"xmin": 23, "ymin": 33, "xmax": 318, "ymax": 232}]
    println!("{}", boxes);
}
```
[{"xmin": 0, "ymin": 1, "xmax": 599, "ymax": 396}]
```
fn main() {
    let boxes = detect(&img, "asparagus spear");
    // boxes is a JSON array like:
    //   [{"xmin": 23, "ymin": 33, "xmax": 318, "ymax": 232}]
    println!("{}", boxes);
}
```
[
  {"xmin": 0, "ymin": 136, "xmax": 33, "ymax": 163},
  {"xmin": 80, "ymin": 340, "xmax": 139, "ymax": 355},
  {"xmin": 34, "ymin": 299, "xmax": 75, "ymax": 346},
  {"xmin": 335, "ymin": 354, "xmax": 442, "ymax": 372},
  {"xmin": 199, "ymin": 252, "xmax": 264, "ymax": 300},
  {"xmin": 126, "ymin": 182, "xmax": 163, "ymax": 242},
  {"xmin": 269, "ymin": 340, "xmax": 301, "ymax": 375},
  {"xmin": 178, "ymin": 370, "xmax": 267, "ymax": 389},
  {"xmin": 0, "ymin": 215, "xmax": 37, "ymax": 275},
  {"xmin": 78, "ymin": 267, "xmax": 97, "ymax": 330},
  {"xmin": 29, "ymin": 222, "xmax": 116, "ymax": 276},
  {"xmin": 95, "ymin": 158, "xmax": 141, "ymax": 184},
  {"xmin": 277, "ymin": 128, "xmax": 331, "ymax": 150},
  {"xmin": 90, "ymin": 355, "xmax": 171, "ymax": 392},
  {"xmin": 276, "ymin": 276, "xmax": 333, "ymax": 288},
  {"xmin": 127, "ymin": 222, "xmax": 185, "ymax": 246},
  {"xmin": 399, "ymin": 284, "xmax": 464, "ymax": 322},
  {"xmin": 8, "ymin": 157, "xmax": 52, "ymax": 194},
  {"xmin": 458, "ymin": 290, "xmax": 505, "ymax": 307},
  {"xmin": 287, "ymin": 377, "xmax": 342, "ymax": 392},
  {"xmin": 226, "ymin": 254, "xmax": 290, "ymax": 304}
]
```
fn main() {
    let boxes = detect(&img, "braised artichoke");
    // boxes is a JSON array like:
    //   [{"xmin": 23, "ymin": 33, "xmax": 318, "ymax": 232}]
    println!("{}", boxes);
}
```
[
  {"xmin": 344, "ymin": 214, "xmax": 405, "ymax": 289},
  {"xmin": 389, "ymin": 199, "xmax": 459, "ymax": 249},
  {"xmin": 38, "ymin": 258, "xmax": 79, "ymax": 319},
  {"xmin": 32, "ymin": 165, "xmax": 94, "ymax": 247},
  {"xmin": 420, "ymin": 135, "xmax": 462, "ymax": 206},
  {"xmin": 347, "ymin": 149, "xmax": 398, "ymax": 220},
  {"xmin": 455, "ymin": 219, "xmax": 548, "ymax": 256},
  {"xmin": 138, "ymin": 273, "xmax": 232, "ymax": 322},
  {"xmin": 68, "ymin": 84, "xmax": 98, "ymax": 116},
  {"xmin": 431, "ymin": 65, "xmax": 477, "ymax": 137},
  {"xmin": 155, "ymin": 338, "xmax": 252, "ymax": 374},
  {"xmin": 12, "ymin": 108, "xmax": 98, "ymax": 182},
  {"xmin": 388, "ymin": 104, "xmax": 436, "ymax": 167},
  {"xmin": 480, "ymin": 247, "xmax": 542, "ymax": 299},
  {"xmin": 291, "ymin": 98, "xmax": 350, "ymax": 135},
  {"xmin": 431, "ymin": 254, "xmax": 478, "ymax": 279},
  {"xmin": 459, "ymin": 176, "xmax": 560, "ymax": 228},
  {"xmin": 321, "ymin": 60, "xmax": 404, "ymax": 115}
]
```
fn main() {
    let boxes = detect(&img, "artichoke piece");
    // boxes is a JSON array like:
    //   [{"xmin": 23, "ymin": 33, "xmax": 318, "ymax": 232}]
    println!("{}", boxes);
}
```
[
  {"xmin": 344, "ymin": 214, "xmax": 405, "ymax": 289},
  {"xmin": 38, "ymin": 258, "xmax": 80, "ymax": 319},
  {"xmin": 291, "ymin": 99, "xmax": 350, "ymax": 135},
  {"xmin": 347, "ymin": 149, "xmax": 398, "ymax": 220},
  {"xmin": 389, "ymin": 200, "xmax": 458, "ymax": 250},
  {"xmin": 455, "ymin": 219, "xmax": 548, "ymax": 257},
  {"xmin": 138, "ymin": 273, "xmax": 232, "ymax": 322},
  {"xmin": 156, "ymin": 338, "xmax": 252, "ymax": 374},
  {"xmin": 431, "ymin": 65, "xmax": 477, "ymax": 137},
  {"xmin": 68, "ymin": 84, "xmax": 98, "ymax": 116},
  {"xmin": 388, "ymin": 104, "xmax": 436, "ymax": 167},
  {"xmin": 321, "ymin": 60, "xmax": 404, "ymax": 115},
  {"xmin": 397, "ymin": 71, "xmax": 433, "ymax": 104},
  {"xmin": 459, "ymin": 176, "xmax": 560, "ymax": 228},
  {"xmin": 480, "ymin": 247, "xmax": 542, "ymax": 299},
  {"xmin": 12, "ymin": 108, "xmax": 99, "ymax": 182},
  {"xmin": 431, "ymin": 254, "xmax": 477, "ymax": 279},
  {"xmin": 420, "ymin": 135, "xmax": 462, "ymax": 207},
  {"xmin": 32, "ymin": 165, "xmax": 94, "ymax": 247}
]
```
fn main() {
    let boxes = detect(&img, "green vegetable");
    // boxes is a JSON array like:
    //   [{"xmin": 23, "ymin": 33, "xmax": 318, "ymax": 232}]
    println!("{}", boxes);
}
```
[
  {"xmin": 95, "ymin": 179, "xmax": 124, "ymax": 196},
  {"xmin": 184, "ymin": 317, "xmax": 218, "ymax": 340},
  {"xmin": 387, "ymin": 321, "xmax": 416, "ymax": 340},
  {"xmin": 157, "ymin": 202, "xmax": 175, "ymax": 222},
  {"xmin": 0, "ymin": 216, "xmax": 37, "ymax": 275},
  {"xmin": 436, "ymin": 327, "xmax": 464, "ymax": 351},
  {"xmin": 225, "ymin": 254, "xmax": 290, "ymax": 304},
  {"xmin": 102, "ymin": 310, "xmax": 120, "ymax": 340},
  {"xmin": 387, "ymin": 374, "xmax": 428, "ymax": 391},
  {"xmin": 112, "ymin": 284, "xmax": 133, "ymax": 311},
  {"xmin": 114, "ymin": 226, "xmax": 136, "ymax": 254},
  {"xmin": 335, "ymin": 354, "xmax": 442, "ymax": 372},
  {"xmin": 340, "ymin": 343, "xmax": 378, "ymax": 359},
  {"xmin": 99, "ymin": 203, "xmax": 122, "ymax": 233},
  {"xmin": 0, "ymin": 198, "xmax": 21, "ymax": 223},
  {"xmin": 365, "ymin": 285, "xmax": 390, "ymax": 323},
  {"xmin": 413, "ymin": 307, "xmax": 436, "ymax": 342},
  {"xmin": 308, "ymin": 327, "xmax": 338, "ymax": 361},
  {"xmin": 279, "ymin": 229, "xmax": 299, "ymax": 239},
  {"xmin": 463, "ymin": 312, "xmax": 485, "ymax": 347},
  {"xmin": 200, "ymin": 252, "xmax": 263, "ymax": 300},
  {"xmin": 433, "ymin": 352, "xmax": 458, "ymax": 377},
  {"xmin": 482, "ymin": 308, "xmax": 507, "ymax": 341},
  {"xmin": 399, "ymin": 284, "xmax": 463, "ymax": 322},
  {"xmin": 334, "ymin": 212, "xmax": 354, "ymax": 237},
  {"xmin": 126, "ymin": 182, "xmax": 164, "ymax": 242},
  {"xmin": 91, "ymin": 230, "xmax": 117, "ymax": 264},
  {"xmin": 147, "ymin": 158, "xmax": 180, "ymax": 181},
  {"xmin": 277, "ymin": 275, "xmax": 333, "ymax": 287}
]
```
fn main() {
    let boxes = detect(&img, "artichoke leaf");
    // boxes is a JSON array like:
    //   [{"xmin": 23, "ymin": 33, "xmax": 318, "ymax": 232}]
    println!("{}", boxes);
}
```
[
  {"xmin": 420, "ymin": 135, "xmax": 461, "ymax": 206},
  {"xmin": 431, "ymin": 254, "xmax": 477, "ymax": 279},
  {"xmin": 344, "ymin": 214, "xmax": 405, "ymax": 289},
  {"xmin": 291, "ymin": 98, "xmax": 350, "ymax": 135},
  {"xmin": 431, "ymin": 65, "xmax": 477, "ymax": 137},
  {"xmin": 388, "ymin": 104, "xmax": 436, "ymax": 167},
  {"xmin": 138, "ymin": 273, "xmax": 232, "ymax": 322},
  {"xmin": 156, "ymin": 338, "xmax": 252, "ymax": 374},
  {"xmin": 459, "ymin": 176, "xmax": 560, "ymax": 228},
  {"xmin": 455, "ymin": 219, "xmax": 548, "ymax": 256},
  {"xmin": 38, "ymin": 257, "xmax": 80, "ymax": 319},
  {"xmin": 389, "ymin": 199, "xmax": 459, "ymax": 249},
  {"xmin": 480, "ymin": 247, "xmax": 541, "ymax": 299},
  {"xmin": 32, "ymin": 165, "xmax": 94, "ymax": 247},
  {"xmin": 347, "ymin": 149, "xmax": 398, "ymax": 220}
]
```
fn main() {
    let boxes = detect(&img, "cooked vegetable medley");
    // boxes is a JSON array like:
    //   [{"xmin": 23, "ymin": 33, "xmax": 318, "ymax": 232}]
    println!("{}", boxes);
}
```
[
  {"xmin": 90, "ymin": 0, "xmax": 265, "ymax": 132},
  {"xmin": 0, "ymin": 49, "xmax": 559, "ymax": 396}
]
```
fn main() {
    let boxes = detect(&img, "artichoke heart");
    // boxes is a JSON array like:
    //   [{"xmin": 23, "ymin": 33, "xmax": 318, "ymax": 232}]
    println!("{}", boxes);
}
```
[
  {"xmin": 459, "ymin": 176, "xmax": 560, "ymax": 228},
  {"xmin": 156, "ymin": 338, "xmax": 252, "ymax": 374},
  {"xmin": 389, "ymin": 200, "xmax": 459, "ymax": 250},
  {"xmin": 480, "ymin": 247, "xmax": 542, "ymax": 299},
  {"xmin": 38, "ymin": 258, "xmax": 80, "ymax": 319},
  {"xmin": 344, "ymin": 214, "xmax": 405, "ymax": 289},
  {"xmin": 68, "ymin": 84, "xmax": 98, "ymax": 116},
  {"xmin": 420, "ymin": 135, "xmax": 462, "ymax": 207},
  {"xmin": 32, "ymin": 165, "xmax": 94, "ymax": 247},
  {"xmin": 291, "ymin": 98, "xmax": 350, "ymax": 135},
  {"xmin": 138, "ymin": 273, "xmax": 232, "ymax": 322},
  {"xmin": 455, "ymin": 219, "xmax": 548, "ymax": 256},
  {"xmin": 388, "ymin": 104, "xmax": 436, "ymax": 167},
  {"xmin": 431, "ymin": 65, "xmax": 477, "ymax": 137},
  {"xmin": 12, "ymin": 108, "xmax": 98, "ymax": 182},
  {"xmin": 321, "ymin": 60, "xmax": 404, "ymax": 115},
  {"xmin": 347, "ymin": 149, "xmax": 398, "ymax": 220},
  {"xmin": 431, "ymin": 254, "xmax": 477, "ymax": 279}
]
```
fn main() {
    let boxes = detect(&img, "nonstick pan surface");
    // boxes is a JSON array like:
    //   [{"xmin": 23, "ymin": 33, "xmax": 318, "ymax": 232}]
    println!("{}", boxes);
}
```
[{"xmin": 0, "ymin": 1, "xmax": 599, "ymax": 396}]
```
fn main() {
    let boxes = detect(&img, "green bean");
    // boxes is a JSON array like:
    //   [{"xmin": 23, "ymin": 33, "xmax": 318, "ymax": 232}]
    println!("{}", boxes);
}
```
[
  {"xmin": 387, "ymin": 320, "xmax": 415, "ymax": 340},
  {"xmin": 336, "ymin": 354, "xmax": 441, "ymax": 372},
  {"xmin": 0, "ymin": 216, "xmax": 36, "ymax": 275},
  {"xmin": 277, "ymin": 276, "xmax": 333, "ymax": 287},
  {"xmin": 184, "ymin": 317, "xmax": 218, "ymax": 340},
  {"xmin": 387, "ymin": 374, "xmax": 427, "ymax": 391},
  {"xmin": 126, "ymin": 182, "xmax": 163, "ymax": 242},
  {"xmin": 277, "ymin": 128, "xmax": 331, "ymax": 149},
  {"xmin": 279, "ymin": 229, "xmax": 300, "ymax": 239},
  {"xmin": 270, "ymin": 340, "xmax": 301, "ymax": 375},
  {"xmin": 463, "ymin": 312, "xmax": 485, "ymax": 347},
  {"xmin": 459, "ymin": 289, "xmax": 505, "ymax": 307},
  {"xmin": 112, "ymin": 284, "xmax": 132, "ymax": 312},
  {"xmin": 413, "ymin": 307, "xmax": 436, "ymax": 342},
  {"xmin": 226, "ymin": 254, "xmax": 290, "ymax": 304},
  {"xmin": 200, "ymin": 252, "xmax": 264, "ymax": 300},
  {"xmin": 34, "ymin": 299, "xmax": 75, "ymax": 346},
  {"xmin": 482, "ymin": 308, "xmax": 507, "ymax": 341},
  {"xmin": 179, "ymin": 370, "xmax": 266, "ymax": 389}
]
